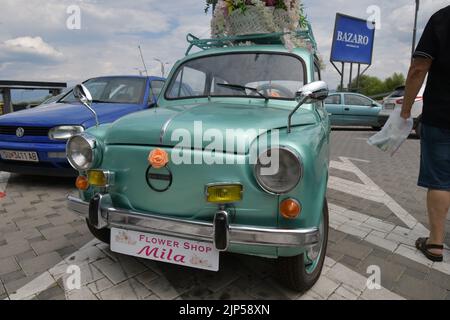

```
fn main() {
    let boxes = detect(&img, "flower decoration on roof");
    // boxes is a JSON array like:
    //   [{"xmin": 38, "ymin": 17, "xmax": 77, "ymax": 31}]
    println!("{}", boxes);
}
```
[{"xmin": 208, "ymin": 0, "xmax": 313, "ymax": 53}]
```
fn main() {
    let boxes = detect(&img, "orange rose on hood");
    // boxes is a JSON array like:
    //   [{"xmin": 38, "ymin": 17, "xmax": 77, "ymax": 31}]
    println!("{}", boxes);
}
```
[{"xmin": 148, "ymin": 148, "xmax": 169, "ymax": 169}]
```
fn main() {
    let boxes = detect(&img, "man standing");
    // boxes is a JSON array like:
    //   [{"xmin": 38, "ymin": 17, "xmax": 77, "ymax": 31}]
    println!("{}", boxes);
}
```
[{"xmin": 400, "ymin": 5, "xmax": 450, "ymax": 262}]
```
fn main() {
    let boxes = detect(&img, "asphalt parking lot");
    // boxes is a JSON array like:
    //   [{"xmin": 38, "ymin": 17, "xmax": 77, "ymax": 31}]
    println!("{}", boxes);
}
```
[{"xmin": 0, "ymin": 128, "xmax": 449, "ymax": 300}]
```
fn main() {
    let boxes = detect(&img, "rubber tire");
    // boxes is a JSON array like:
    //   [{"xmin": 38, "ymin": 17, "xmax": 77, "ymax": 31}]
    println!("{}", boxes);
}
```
[
  {"xmin": 277, "ymin": 199, "xmax": 329, "ymax": 292},
  {"xmin": 86, "ymin": 219, "xmax": 111, "ymax": 244}
]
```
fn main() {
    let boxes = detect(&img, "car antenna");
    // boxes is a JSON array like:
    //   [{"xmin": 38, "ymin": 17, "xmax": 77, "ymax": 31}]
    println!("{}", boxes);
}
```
[{"xmin": 138, "ymin": 45, "xmax": 149, "ymax": 77}]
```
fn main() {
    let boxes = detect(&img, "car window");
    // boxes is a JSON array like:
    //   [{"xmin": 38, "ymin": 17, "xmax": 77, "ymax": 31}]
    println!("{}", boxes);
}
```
[
  {"xmin": 61, "ymin": 77, "xmax": 146, "ymax": 104},
  {"xmin": 344, "ymin": 94, "xmax": 372, "ymax": 107},
  {"xmin": 150, "ymin": 80, "xmax": 165, "ymax": 98},
  {"xmin": 170, "ymin": 67, "xmax": 206, "ymax": 98},
  {"xmin": 166, "ymin": 53, "xmax": 305, "ymax": 100},
  {"xmin": 325, "ymin": 94, "xmax": 341, "ymax": 105}
]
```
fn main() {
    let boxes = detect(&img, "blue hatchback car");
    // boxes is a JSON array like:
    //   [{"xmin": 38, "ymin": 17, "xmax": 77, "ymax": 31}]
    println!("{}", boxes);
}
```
[{"xmin": 0, "ymin": 75, "xmax": 165, "ymax": 176}]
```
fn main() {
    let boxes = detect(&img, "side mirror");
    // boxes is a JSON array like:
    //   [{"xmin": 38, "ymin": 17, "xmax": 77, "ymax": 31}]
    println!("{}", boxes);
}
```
[
  {"xmin": 73, "ymin": 84, "xmax": 99, "ymax": 127},
  {"xmin": 295, "ymin": 81, "xmax": 329, "ymax": 103},
  {"xmin": 288, "ymin": 81, "xmax": 329, "ymax": 133},
  {"xmin": 73, "ymin": 84, "xmax": 93, "ymax": 107}
]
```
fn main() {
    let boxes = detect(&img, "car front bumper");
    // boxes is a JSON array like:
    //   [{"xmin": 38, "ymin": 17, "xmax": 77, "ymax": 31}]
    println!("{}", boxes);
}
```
[{"xmin": 67, "ymin": 194, "xmax": 320, "ymax": 251}]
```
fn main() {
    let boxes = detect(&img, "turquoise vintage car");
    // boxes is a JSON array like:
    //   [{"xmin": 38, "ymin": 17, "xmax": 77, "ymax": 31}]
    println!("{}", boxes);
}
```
[{"xmin": 66, "ymin": 31, "xmax": 331, "ymax": 292}]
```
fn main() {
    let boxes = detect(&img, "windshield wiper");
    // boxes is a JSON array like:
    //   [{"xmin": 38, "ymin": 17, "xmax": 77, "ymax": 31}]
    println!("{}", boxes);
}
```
[{"xmin": 216, "ymin": 83, "xmax": 268, "ymax": 102}]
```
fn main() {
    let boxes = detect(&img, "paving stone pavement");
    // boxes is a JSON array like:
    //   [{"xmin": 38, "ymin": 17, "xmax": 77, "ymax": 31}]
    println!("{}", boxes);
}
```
[{"xmin": 0, "ymin": 128, "xmax": 449, "ymax": 300}]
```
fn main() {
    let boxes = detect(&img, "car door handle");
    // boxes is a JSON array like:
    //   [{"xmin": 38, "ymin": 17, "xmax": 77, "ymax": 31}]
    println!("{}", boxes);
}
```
[{"xmin": 344, "ymin": 108, "xmax": 350, "ymax": 111}]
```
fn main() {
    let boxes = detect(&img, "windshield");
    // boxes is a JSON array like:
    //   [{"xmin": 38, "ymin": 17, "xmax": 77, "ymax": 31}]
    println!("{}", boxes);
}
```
[
  {"xmin": 166, "ymin": 53, "xmax": 305, "ymax": 100},
  {"xmin": 60, "ymin": 77, "xmax": 146, "ymax": 104}
]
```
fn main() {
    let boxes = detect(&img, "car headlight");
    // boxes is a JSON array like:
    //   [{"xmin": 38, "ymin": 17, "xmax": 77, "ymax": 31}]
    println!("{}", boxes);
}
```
[
  {"xmin": 66, "ymin": 134, "xmax": 100, "ymax": 171},
  {"xmin": 254, "ymin": 147, "xmax": 302, "ymax": 195},
  {"xmin": 49, "ymin": 126, "xmax": 84, "ymax": 140}
]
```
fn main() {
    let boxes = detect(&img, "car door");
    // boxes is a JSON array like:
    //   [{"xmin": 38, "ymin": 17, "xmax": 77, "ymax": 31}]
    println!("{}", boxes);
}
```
[
  {"xmin": 324, "ymin": 94, "xmax": 344, "ymax": 125},
  {"xmin": 343, "ymin": 94, "xmax": 379, "ymax": 126}
]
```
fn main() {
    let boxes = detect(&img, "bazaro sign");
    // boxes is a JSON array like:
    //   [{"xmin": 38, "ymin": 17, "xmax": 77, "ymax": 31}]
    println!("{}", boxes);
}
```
[{"xmin": 330, "ymin": 13, "xmax": 376, "ymax": 65}]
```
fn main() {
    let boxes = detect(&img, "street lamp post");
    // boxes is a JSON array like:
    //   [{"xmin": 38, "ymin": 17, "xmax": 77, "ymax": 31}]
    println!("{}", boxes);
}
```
[
  {"xmin": 412, "ymin": 0, "xmax": 420, "ymax": 59},
  {"xmin": 154, "ymin": 58, "xmax": 170, "ymax": 77}
]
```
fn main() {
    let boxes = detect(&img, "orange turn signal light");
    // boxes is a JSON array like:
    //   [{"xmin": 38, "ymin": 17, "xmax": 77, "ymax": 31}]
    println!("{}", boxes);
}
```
[
  {"xmin": 75, "ymin": 176, "xmax": 89, "ymax": 191},
  {"xmin": 280, "ymin": 199, "xmax": 301, "ymax": 219}
]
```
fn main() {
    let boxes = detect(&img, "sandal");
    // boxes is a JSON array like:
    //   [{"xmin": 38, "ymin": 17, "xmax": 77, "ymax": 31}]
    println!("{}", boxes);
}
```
[{"xmin": 415, "ymin": 237, "xmax": 443, "ymax": 262}]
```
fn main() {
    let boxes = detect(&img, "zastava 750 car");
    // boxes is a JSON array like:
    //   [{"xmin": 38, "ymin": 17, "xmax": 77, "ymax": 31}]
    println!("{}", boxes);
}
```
[{"xmin": 66, "ymin": 32, "xmax": 330, "ymax": 291}]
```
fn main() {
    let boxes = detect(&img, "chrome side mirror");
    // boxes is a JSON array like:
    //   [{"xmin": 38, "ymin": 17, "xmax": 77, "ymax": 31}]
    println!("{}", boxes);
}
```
[
  {"xmin": 288, "ymin": 81, "xmax": 329, "ymax": 133},
  {"xmin": 73, "ymin": 84, "xmax": 99, "ymax": 127},
  {"xmin": 295, "ymin": 81, "xmax": 329, "ymax": 103}
]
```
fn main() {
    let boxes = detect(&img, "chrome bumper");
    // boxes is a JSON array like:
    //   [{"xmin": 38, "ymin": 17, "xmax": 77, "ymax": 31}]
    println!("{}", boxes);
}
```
[{"xmin": 67, "ymin": 194, "xmax": 319, "ymax": 250}]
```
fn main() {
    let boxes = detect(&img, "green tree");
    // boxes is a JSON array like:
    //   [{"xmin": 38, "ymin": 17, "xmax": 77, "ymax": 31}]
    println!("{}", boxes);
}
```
[
  {"xmin": 384, "ymin": 73, "xmax": 405, "ymax": 92},
  {"xmin": 340, "ymin": 73, "xmax": 405, "ymax": 97}
]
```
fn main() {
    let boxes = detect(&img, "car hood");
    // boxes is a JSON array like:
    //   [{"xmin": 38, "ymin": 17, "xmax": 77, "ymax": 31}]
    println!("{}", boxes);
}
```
[
  {"xmin": 0, "ymin": 102, "xmax": 139, "ymax": 127},
  {"xmin": 104, "ymin": 101, "xmax": 317, "ymax": 153}
]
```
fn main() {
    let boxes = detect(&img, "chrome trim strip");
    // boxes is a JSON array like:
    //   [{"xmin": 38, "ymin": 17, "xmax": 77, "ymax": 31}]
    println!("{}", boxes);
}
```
[
  {"xmin": 159, "ymin": 114, "xmax": 178, "ymax": 144},
  {"xmin": 67, "ymin": 195, "xmax": 319, "ymax": 248}
]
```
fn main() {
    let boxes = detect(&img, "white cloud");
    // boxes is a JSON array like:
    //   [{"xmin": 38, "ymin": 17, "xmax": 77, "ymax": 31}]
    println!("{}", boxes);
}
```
[{"xmin": 4, "ymin": 36, "xmax": 63, "ymax": 60}]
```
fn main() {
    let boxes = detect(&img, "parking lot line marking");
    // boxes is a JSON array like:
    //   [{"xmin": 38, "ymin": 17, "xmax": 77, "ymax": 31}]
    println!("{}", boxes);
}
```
[
  {"xmin": 330, "ymin": 157, "xmax": 423, "ymax": 230},
  {"xmin": 6, "ymin": 239, "xmax": 102, "ymax": 300},
  {"xmin": 320, "ymin": 258, "xmax": 405, "ymax": 300},
  {"xmin": 329, "ymin": 157, "xmax": 449, "ymax": 274},
  {"xmin": 0, "ymin": 171, "xmax": 10, "ymax": 196}
]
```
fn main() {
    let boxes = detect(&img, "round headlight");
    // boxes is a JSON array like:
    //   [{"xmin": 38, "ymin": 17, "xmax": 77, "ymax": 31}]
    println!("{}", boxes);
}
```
[
  {"xmin": 66, "ymin": 134, "xmax": 96, "ymax": 171},
  {"xmin": 254, "ymin": 147, "xmax": 302, "ymax": 195}
]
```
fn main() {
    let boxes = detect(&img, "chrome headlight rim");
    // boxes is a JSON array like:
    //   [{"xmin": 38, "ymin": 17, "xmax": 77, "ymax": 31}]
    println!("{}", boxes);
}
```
[
  {"xmin": 48, "ymin": 125, "xmax": 85, "ymax": 141},
  {"xmin": 253, "ymin": 146, "xmax": 303, "ymax": 195},
  {"xmin": 66, "ymin": 133, "xmax": 99, "ymax": 171}
]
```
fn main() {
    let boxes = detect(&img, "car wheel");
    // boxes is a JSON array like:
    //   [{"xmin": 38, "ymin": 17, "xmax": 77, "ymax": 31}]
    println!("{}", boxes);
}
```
[
  {"xmin": 277, "ymin": 199, "xmax": 329, "ymax": 292},
  {"xmin": 86, "ymin": 219, "xmax": 110, "ymax": 244}
]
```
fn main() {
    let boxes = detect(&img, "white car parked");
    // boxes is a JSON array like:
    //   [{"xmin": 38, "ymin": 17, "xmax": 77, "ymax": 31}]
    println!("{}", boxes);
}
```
[{"xmin": 378, "ymin": 85, "xmax": 425, "ymax": 137}]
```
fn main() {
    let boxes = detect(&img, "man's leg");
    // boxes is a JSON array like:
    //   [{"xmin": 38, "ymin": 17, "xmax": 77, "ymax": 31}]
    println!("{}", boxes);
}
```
[{"xmin": 427, "ymin": 189, "xmax": 450, "ymax": 254}]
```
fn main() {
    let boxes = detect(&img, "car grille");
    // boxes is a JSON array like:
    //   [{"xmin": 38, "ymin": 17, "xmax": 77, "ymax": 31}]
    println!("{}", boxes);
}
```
[{"xmin": 0, "ymin": 126, "xmax": 50, "ymax": 136}]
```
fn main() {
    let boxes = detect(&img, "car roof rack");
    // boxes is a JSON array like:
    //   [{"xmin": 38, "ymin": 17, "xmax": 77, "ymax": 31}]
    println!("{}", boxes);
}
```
[{"xmin": 185, "ymin": 22, "xmax": 318, "ymax": 56}]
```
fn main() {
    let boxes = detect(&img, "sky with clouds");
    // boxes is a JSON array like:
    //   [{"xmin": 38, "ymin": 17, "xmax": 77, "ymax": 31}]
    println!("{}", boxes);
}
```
[{"xmin": 0, "ymin": 0, "xmax": 448, "ymax": 89}]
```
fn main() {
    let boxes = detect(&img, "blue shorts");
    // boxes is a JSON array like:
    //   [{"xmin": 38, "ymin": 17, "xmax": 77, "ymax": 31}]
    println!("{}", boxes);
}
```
[{"xmin": 418, "ymin": 124, "xmax": 450, "ymax": 190}]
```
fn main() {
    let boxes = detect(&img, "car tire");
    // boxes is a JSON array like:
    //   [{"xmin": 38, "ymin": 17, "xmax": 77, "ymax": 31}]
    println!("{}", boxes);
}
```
[
  {"xmin": 277, "ymin": 199, "xmax": 329, "ymax": 292},
  {"xmin": 86, "ymin": 219, "xmax": 111, "ymax": 244}
]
